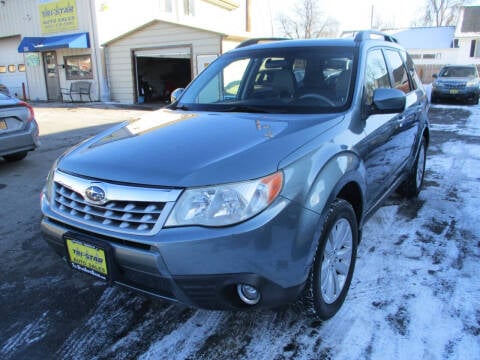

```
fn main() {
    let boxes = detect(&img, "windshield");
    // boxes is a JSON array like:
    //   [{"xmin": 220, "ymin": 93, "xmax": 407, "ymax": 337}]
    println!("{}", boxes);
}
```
[
  {"xmin": 175, "ymin": 46, "xmax": 355, "ymax": 114},
  {"xmin": 439, "ymin": 66, "xmax": 477, "ymax": 78}
]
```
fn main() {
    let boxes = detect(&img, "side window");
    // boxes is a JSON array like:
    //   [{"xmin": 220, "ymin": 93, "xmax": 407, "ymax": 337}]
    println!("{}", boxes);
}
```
[
  {"xmin": 385, "ymin": 49, "xmax": 412, "ymax": 94},
  {"xmin": 197, "ymin": 58, "xmax": 249, "ymax": 103},
  {"xmin": 364, "ymin": 49, "xmax": 390, "ymax": 105},
  {"xmin": 404, "ymin": 51, "xmax": 420, "ymax": 90}
]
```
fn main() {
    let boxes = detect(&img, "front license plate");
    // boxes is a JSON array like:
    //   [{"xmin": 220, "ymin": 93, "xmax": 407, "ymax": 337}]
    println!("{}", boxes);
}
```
[
  {"xmin": 65, "ymin": 237, "xmax": 109, "ymax": 280},
  {"xmin": 450, "ymin": 89, "xmax": 459, "ymax": 94},
  {"xmin": 0, "ymin": 119, "xmax": 6, "ymax": 130}
]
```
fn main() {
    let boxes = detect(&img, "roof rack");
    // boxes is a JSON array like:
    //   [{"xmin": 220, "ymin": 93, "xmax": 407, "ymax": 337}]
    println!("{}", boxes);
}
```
[
  {"xmin": 236, "ymin": 37, "xmax": 290, "ymax": 49},
  {"xmin": 354, "ymin": 30, "xmax": 398, "ymax": 43}
]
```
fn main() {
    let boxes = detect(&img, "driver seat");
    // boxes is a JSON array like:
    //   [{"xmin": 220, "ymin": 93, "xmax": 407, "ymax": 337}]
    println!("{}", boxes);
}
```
[{"xmin": 271, "ymin": 69, "xmax": 296, "ymax": 99}]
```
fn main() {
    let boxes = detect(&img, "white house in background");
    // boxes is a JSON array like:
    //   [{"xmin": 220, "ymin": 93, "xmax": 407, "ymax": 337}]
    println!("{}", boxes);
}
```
[
  {"xmin": 390, "ymin": 27, "xmax": 456, "ymax": 65},
  {"xmin": 97, "ymin": 0, "xmax": 274, "ymax": 104},
  {"xmin": 386, "ymin": 6, "xmax": 480, "ymax": 82},
  {"xmin": 454, "ymin": 5, "xmax": 480, "ymax": 64}
]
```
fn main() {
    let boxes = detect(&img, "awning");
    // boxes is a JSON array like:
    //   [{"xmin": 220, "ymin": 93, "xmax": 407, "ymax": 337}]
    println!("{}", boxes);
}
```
[{"xmin": 18, "ymin": 32, "xmax": 90, "ymax": 53}]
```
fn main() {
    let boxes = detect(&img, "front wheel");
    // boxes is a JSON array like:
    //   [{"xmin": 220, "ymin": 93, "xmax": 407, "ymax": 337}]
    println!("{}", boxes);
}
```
[{"xmin": 303, "ymin": 199, "xmax": 358, "ymax": 320}]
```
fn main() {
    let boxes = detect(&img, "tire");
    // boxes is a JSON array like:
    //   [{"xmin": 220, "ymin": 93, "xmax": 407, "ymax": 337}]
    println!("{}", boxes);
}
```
[
  {"xmin": 3, "ymin": 151, "xmax": 28, "ymax": 162},
  {"xmin": 472, "ymin": 94, "xmax": 479, "ymax": 105},
  {"xmin": 399, "ymin": 137, "xmax": 426, "ymax": 198},
  {"xmin": 303, "ymin": 199, "xmax": 358, "ymax": 320}
]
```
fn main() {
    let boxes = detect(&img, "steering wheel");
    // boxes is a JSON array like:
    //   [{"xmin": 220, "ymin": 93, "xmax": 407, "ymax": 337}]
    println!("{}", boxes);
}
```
[{"xmin": 298, "ymin": 93, "xmax": 336, "ymax": 106}]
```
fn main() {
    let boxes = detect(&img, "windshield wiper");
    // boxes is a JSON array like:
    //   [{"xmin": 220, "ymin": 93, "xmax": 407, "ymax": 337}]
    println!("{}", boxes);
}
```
[
  {"xmin": 220, "ymin": 105, "xmax": 284, "ymax": 114},
  {"xmin": 172, "ymin": 104, "xmax": 190, "ymax": 110}
]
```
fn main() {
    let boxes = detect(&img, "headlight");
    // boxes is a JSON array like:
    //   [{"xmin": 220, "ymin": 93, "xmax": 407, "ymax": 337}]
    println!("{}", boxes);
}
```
[
  {"xmin": 44, "ymin": 161, "xmax": 58, "ymax": 202},
  {"xmin": 165, "ymin": 171, "xmax": 283, "ymax": 227},
  {"xmin": 432, "ymin": 81, "xmax": 443, "ymax": 89},
  {"xmin": 466, "ymin": 80, "xmax": 479, "ymax": 87}
]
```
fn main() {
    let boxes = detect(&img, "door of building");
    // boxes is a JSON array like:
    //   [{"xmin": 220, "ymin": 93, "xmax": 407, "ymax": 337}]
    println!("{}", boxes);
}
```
[{"xmin": 43, "ymin": 51, "xmax": 61, "ymax": 101}]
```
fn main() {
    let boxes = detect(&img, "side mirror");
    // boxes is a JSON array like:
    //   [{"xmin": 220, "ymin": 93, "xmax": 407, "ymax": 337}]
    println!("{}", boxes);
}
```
[
  {"xmin": 371, "ymin": 88, "xmax": 406, "ymax": 114},
  {"xmin": 432, "ymin": 74, "xmax": 438, "ymax": 79},
  {"xmin": 170, "ymin": 88, "xmax": 185, "ymax": 103}
]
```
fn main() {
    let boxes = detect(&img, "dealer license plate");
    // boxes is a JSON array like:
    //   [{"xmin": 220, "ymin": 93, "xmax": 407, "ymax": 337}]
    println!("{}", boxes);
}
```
[
  {"xmin": 0, "ymin": 119, "xmax": 7, "ymax": 130},
  {"xmin": 65, "ymin": 237, "xmax": 109, "ymax": 280},
  {"xmin": 450, "ymin": 89, "xmax": 459, "ymax": 94}
]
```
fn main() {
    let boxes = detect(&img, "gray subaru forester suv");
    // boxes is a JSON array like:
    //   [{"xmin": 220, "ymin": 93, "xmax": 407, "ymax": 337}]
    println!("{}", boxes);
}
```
[{"xmin": 41, "ymin": 31, "xmax": 429, "ymax": 319}]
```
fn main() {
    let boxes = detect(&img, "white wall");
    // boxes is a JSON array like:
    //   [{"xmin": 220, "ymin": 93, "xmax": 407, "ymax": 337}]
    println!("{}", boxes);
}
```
[{"xmin": 105, "ymin": 21, "xmax": 221, "ymax": 104}]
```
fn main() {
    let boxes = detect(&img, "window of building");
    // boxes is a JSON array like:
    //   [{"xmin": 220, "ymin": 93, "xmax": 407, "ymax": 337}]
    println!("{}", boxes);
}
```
[
  {"xmin": 470, "ymin": 39, "xmax": 480, "ymax": 58},
  {"xmin": 18, "ymin": 64, "xmax": 26, "ymax": 72},
  {"xmin": 0, "ymin": 66, "xmax": 6, "ymax": 73},
  {"xmin": 160, "ymin": 0, "xmax": 172, "ymax": 12},
  {"xmin": 64, "ymin": 55, "xmax": 93, "ymax": 80},
  {"xmin": 8, "ymin": 65, "xmax": 16, "ymax": 72},
  {"xmin": 452, "ymin": 39, "xmax": 459, "ymax": 48},
  {"xmin": 422, "ymin": 54, "xmax": 436, "ymax": 59},
  {"xmin": 183, "ymin": 0, "xmax": 195, "ymax": 15}
]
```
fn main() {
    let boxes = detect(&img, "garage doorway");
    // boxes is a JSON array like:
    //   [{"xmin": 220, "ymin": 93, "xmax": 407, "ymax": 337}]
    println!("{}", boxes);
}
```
[{"xmin": 134, "ymin": 46, "xmax": 192, "ymax": 104}]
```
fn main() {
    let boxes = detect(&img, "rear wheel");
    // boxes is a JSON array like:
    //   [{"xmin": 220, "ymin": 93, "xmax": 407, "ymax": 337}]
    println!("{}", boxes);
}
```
[
  {"xmin": 3, "ymin": 151, "xmax": 28, "ymax": 162},
  {"xmin": 399, "ymin": 137, "xmax": 426, "ymax": 198},
  {"xmin": 303, "ymin": 199, "xmax": 358, "ymax": 320}
]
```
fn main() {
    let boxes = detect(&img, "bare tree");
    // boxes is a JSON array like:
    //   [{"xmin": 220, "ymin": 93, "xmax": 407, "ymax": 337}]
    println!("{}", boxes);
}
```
[
  {"xmin": 421, "ymin": 0, "xmax": 466, "ymax": 26},
  {"xmin": 277, "ymin": 0, "xmax": 339, "ymax": 39}
]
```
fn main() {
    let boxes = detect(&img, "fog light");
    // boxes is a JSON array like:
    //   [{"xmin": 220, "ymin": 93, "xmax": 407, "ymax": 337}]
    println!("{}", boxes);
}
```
[{"xmin": 237, "ymin": 284, "xmax": 260, "ymax": 305}]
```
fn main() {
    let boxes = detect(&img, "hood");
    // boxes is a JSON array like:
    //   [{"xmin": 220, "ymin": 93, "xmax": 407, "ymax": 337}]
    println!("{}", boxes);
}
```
[{"xmin": 58, "ymin": 109, "xmax": 341, "ymax": 187}]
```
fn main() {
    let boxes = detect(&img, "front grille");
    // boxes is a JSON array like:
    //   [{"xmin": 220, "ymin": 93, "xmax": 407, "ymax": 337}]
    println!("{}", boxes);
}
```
[
  {"xmin": 53, "ymin": 182, "xmax": 165, "ymax": 234},
  {"xmin": 444, "ymin": 83, "xmax": 466, "ymax": 89},
  {"xmin": 50, "ymin": 170, "xmax": 182, "ymax": 236}
]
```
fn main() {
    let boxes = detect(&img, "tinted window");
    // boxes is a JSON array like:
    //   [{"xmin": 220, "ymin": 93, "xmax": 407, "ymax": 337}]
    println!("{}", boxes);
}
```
[
  {"xmin": 385, "ymin": 49, "xmax": 412, "ymax": 94},
  {"xmin": 364, "ymin": 49, "xmax": 390, "ymax": 105},
  {"xmin": 177, "ymin": 46, "xmax": 355, "ymax": 114},
  {"xmin": 439, "ymin": 66, "xmax": 477, "ymax": 77},
  {"xmin": 404, "ymin": 51, "xmax": 419, "ymax": 90}
]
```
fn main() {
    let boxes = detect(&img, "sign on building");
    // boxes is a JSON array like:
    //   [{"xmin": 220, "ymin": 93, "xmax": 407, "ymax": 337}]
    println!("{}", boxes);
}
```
[{"xmin": 38, "ymin": 0, "xmax": 78, "ymax": 34}]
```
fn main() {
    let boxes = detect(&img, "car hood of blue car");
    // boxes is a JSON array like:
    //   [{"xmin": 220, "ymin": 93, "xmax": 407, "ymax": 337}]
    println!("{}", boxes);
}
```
[{"xmin": 58, "ymin": 109, "xmax": 342, "ymax": 187}]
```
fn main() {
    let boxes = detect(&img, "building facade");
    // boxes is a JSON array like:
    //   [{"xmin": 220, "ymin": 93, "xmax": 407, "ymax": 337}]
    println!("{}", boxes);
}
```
[
  {"xmin": 0, "ymin": 0, "xmax": 270, "ymax": 103},
  {"xmin": 0, "ymin": 0, "xmax": 104, "ymax": 101}
]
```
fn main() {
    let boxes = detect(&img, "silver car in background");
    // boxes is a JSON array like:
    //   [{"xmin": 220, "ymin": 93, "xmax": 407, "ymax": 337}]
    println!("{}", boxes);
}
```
[{"xmin": 0, "ymin": 93, "xmax": 39, "ymax": 162}]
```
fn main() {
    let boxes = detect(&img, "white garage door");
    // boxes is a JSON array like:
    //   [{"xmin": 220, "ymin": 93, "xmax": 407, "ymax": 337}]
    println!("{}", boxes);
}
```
[
  {"xmin": 0, "ymin": 36, "xmax": 27, "ymax": 98},
  {"xmin": 135, "ymin": 46, "xmax": 191, "ymax": 59}
]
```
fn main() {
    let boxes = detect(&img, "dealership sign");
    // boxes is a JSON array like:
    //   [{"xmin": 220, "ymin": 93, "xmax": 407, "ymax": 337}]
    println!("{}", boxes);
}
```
[{"xmin": 38, "ymin": 0, "xmax": 78, "ymax": 34}]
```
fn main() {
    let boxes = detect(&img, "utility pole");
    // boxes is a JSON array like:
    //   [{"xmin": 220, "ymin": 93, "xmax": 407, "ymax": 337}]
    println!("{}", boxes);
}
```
[{"xmin": 370, "ymin": 4, "xmax": 374, "ymax": 29}]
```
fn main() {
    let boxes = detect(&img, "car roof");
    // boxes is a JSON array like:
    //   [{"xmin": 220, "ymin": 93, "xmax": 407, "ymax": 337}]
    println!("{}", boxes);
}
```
[
  {"xmin": 230, "ymin": 36, "xmax": 406, "ymax": 55},
  {"xmin": 231, "ymin": 38, "xmax": 357, "ymax": 52}
]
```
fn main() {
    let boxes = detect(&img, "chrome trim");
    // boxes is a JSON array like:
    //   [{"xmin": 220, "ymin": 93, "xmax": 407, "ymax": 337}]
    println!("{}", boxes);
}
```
[{"xmin": 51, "ymin": 170, "xmax": 181, "ymax": 236}]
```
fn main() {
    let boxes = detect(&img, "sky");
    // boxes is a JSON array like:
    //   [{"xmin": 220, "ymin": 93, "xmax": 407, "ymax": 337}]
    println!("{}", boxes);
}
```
[{"xmin": 269, "ymin": 0, "xmax": 480, "ymax": 34}]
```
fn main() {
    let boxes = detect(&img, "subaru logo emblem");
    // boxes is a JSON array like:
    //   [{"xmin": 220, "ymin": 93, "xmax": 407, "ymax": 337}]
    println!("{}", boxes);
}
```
[{"xmin": 85, "ymin": 185, "xmax": 106, "ymax": 204}]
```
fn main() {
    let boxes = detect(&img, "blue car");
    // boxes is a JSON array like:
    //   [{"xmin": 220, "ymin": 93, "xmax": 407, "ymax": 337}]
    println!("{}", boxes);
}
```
[
  {"xmin": 41, "ymin": 31, "xmax": 429, "ymax": 319},
  {"xmin": 431, "ymin": 65, "xmax": 480, "ymax": 104}
]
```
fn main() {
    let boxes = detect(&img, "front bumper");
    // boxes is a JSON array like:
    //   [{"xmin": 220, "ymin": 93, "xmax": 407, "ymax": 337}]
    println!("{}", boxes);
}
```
[
  {"xmin": 431, "ymin": 86, "xmax": 480, "ymax": 101},
  {"xmin": 40, "ymin": 191, "xmax": 319, "ymax": 310}
]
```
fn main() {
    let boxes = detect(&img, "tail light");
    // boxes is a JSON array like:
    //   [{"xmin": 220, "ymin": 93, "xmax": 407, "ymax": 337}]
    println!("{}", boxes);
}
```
[{"xmin": 18, "ymin": 101, "xmax": 35, "ymax": 122}]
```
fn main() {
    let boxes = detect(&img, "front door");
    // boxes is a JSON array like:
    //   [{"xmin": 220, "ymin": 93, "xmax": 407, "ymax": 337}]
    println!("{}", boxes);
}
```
[{"xmin": 43, "ymin": 51, "xmax": 61, "ymax": 101}]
